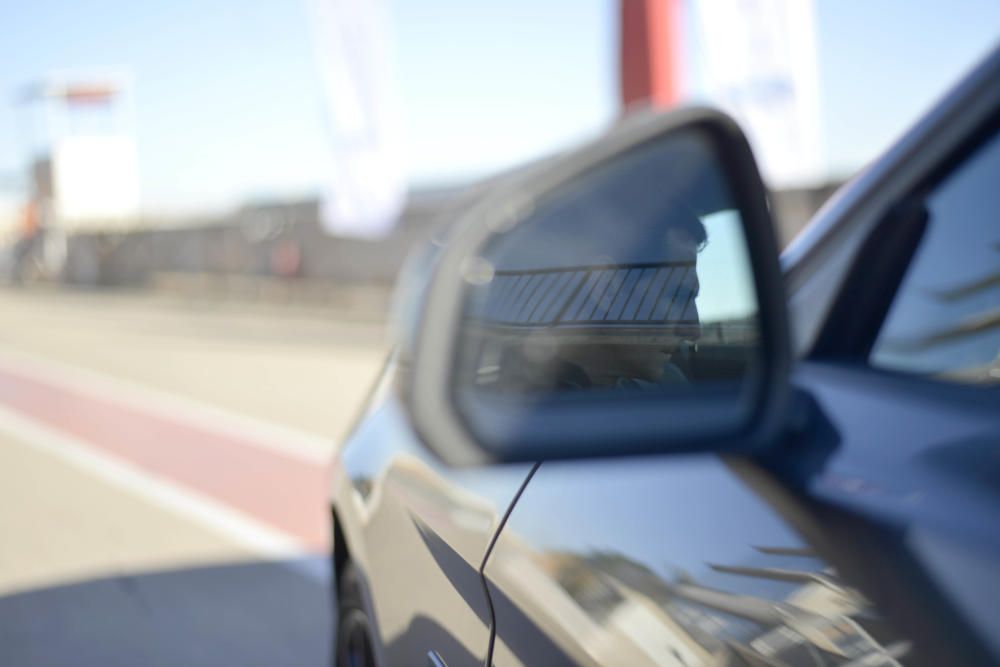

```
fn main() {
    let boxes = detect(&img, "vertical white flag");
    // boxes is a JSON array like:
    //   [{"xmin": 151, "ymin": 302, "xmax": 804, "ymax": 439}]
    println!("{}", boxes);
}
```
[
  {"xmin": 693, "ymin": 0, "xmax": 824, "ymax": 187},
  {"xmin": 309, "ymin": 0, "xmax": 407, "ymax": 238}
]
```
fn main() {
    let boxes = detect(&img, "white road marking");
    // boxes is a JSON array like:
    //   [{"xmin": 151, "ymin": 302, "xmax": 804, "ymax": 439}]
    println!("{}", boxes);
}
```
[
  {"xmin": 0, "ymin": 348, "xmax": 334, "ymax": 464},
  {"xmin": 0, "ymin": 403, "xmax": 329, "ymax": 582}
]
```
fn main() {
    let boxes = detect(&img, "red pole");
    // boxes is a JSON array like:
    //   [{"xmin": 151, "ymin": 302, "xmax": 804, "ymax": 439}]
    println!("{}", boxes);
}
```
[{"xmin": 619, "ymin": 0, "xmax": 682, "ymax": 112}]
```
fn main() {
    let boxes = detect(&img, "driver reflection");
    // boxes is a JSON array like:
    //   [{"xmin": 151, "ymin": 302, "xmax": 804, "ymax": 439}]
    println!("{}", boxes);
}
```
[{"xmin": 497, "ymin": 212, "xmax": 707, "ymax": 392}]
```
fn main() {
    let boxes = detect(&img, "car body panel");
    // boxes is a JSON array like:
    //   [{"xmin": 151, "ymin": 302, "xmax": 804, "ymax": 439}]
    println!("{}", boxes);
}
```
[
  {"xmin": 482, "ymin": 362, "xmax": 1000, "ymax": 666},
  {"xmin": 484, "ymin": 455, "xmax": 856, "ymax": 667},
  {"xmin": 331, "ymin": 386, "xmax": 533, "ymax": 665},
  {"xmin": 790, "ymin": 363, "xmax": 1000, "ymax": 661}
]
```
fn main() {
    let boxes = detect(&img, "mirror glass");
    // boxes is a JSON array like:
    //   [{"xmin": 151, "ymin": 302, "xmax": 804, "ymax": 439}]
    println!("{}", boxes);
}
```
[{"xmin": 456, "ymin": 129, "xmax": 759, "ymax": 402}]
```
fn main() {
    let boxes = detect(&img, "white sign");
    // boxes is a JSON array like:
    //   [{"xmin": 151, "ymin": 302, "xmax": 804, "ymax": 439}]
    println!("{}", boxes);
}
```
[
  {"xmin": 693, "ymin": 0, "xmax": 824, "ymax": 187},
  {"xmin": 52, "ymin": 135, "xmax": 139, "ymax": 229},
  {"xmin": 309, "ymin": 0, "xmax": 407, "ymax": 238}
]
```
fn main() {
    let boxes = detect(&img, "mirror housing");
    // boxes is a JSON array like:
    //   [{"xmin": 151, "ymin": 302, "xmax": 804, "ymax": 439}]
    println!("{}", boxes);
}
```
[{"xmin": 401, "ymin": 108, "xmax": 791, "ymax": 465}]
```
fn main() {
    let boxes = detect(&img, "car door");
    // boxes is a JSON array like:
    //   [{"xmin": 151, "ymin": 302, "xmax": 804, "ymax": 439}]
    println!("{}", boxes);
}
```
[
  {"xmin": 480, "ymin": 97, "xmax": 1000, "ymax": 667},
  {"xmin": 333, "ymin": 354, "xmax": 535, "ymax": 666}
]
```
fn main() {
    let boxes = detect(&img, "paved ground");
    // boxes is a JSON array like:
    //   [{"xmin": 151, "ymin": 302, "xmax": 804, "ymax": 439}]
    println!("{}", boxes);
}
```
[
  {"xmin": 0, "ymin": 288, "xmax": 387, "ymax": 440},
  {"xmin": 0, "ymin": 287, "xmax": 389, "ymax": 666}
]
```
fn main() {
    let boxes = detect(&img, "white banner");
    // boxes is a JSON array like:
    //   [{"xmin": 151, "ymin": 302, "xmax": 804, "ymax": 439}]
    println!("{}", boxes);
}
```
[
  {"xmin": 308, "ymin": 0, "xmax": 407, "ymax": 238},
  {"xmin": 693, "ymin": 0, "xmax": 824, "ymax": 187},
  {"xmin": 53, "ymin": 135, "xmax": 139, "ymax": 229}
]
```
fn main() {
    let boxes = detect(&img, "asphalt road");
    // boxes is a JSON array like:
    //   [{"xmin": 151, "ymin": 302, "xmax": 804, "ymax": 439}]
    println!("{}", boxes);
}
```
[{"xmin": 0, "ymin": 287, "xmax": 389, "ymax": 666}]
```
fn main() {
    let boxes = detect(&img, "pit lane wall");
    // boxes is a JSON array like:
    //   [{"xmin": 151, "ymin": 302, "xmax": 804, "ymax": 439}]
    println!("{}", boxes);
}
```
[{"xmin": 13, "ymin": 183, "xmax": 839, "ymax": 299}]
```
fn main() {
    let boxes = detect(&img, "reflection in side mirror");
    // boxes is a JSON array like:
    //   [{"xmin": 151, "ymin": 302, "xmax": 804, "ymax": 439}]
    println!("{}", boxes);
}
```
[
  {"xmin": 458, "ymin": 129, "xmax": 760, "ymax": 398},
  {"xmin": 405, "ymin": 109, "xmax": 790, "ymax": 465}
]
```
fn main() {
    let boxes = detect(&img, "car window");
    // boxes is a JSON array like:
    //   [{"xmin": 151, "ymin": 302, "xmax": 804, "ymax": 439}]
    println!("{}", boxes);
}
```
[{"xmin": 870, "ymin": 126, "xmax": 1000, "ymax": 385}]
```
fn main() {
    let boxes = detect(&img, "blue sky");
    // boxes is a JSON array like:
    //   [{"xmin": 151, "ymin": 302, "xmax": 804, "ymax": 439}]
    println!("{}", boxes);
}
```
[{"xmin": 0, "ymin": 1, "xmax": 998, "ymax": 216}]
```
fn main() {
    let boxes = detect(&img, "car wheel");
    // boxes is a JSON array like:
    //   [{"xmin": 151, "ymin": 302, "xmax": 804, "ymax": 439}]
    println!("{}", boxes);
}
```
[{"xmin": 335, "ymin": 562, "xmax": 377, "ymax": 667}]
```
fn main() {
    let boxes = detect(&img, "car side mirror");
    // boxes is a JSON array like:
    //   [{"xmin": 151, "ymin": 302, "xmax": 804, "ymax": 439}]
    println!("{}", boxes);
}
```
[{"xmin": 401, "ymin": 108, "xmax": 792, "ymax": 465}]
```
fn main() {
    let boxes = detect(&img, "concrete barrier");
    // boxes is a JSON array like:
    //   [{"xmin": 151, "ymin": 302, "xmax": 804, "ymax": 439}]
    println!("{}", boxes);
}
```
[{"xmin": 22, "ymin": 181, "xmax": 841, "ymax": 307}]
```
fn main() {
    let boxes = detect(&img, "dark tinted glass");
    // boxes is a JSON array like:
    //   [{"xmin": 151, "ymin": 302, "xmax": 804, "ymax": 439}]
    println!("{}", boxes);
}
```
[{"xmin": 871, "ymin": 127, "xmax": 1000, "ymax": 384}]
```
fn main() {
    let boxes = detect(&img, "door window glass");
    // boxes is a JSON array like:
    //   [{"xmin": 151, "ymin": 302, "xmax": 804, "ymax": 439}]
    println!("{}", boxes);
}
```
[{"xmin": 871, "ymin": 127, "xmax": 1000, "ymax": 385}]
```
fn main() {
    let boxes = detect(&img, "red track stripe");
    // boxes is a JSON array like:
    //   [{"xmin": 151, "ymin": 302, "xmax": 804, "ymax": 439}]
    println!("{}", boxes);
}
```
[{"xmin": 0, "ymin": 367, "xmax": 329, "ymax": 550}]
